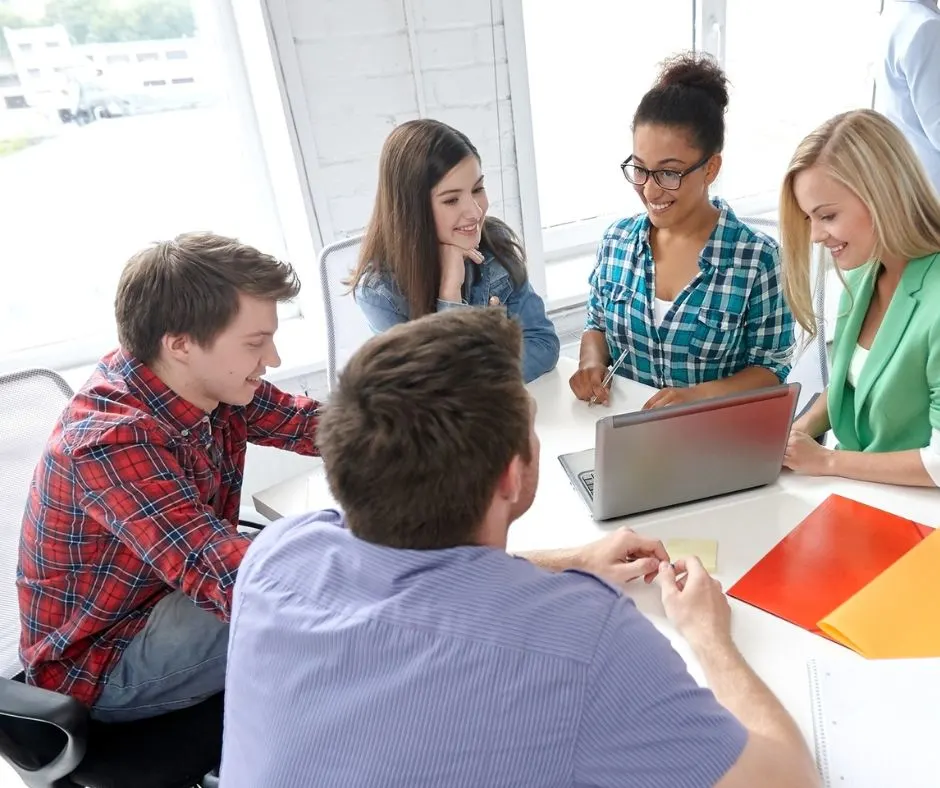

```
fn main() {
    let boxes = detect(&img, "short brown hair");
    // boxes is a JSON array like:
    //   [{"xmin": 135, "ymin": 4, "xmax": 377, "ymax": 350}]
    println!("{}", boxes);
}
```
[
  {"xmin": 115, "ymin": 231, "xmax": 301, "ymax": 364},
  {"xmin": 317, "ymin": 308, "xmax": 531, "ymax": 549}
]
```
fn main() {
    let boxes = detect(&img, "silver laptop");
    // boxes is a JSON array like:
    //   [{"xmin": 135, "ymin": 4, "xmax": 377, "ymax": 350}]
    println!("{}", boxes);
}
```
[{"xmin": 559, "ymin": 383, "xmax": 800, "ymax": 521}]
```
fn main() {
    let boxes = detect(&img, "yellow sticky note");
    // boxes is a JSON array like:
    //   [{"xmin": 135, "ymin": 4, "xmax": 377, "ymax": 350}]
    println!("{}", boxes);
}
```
[
  {"xmin": 818, "ymin": 528, "xmax": 940, "ymax": 659},
  {"xmin": 665, "ymin": 538, "xmax": 718, "ymax": 573}
]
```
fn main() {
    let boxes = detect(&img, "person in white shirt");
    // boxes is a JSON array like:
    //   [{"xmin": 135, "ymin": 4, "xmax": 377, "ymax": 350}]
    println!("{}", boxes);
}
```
[{"xmin": 875, "ymin": 0, "xmax": 940, "ymax": 194}]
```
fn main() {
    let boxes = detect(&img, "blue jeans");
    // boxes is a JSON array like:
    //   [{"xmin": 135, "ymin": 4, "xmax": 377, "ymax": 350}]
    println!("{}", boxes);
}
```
[{"xmin": 91, "ymin": 591, "xmax": 229, "ymax": 723}]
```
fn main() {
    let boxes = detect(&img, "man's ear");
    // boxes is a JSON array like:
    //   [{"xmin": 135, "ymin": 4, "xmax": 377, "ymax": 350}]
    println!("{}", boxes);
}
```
[
  {"xmin": 496, "ymin": 455, "xmax": 524, "ymax": 505},
  {"xmin": 160, "ymin": 333, "xmax": 194, "ymax": 365}
]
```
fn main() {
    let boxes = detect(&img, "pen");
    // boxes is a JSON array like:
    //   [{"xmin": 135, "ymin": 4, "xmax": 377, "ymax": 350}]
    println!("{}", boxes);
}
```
[{"xmin": 589, "ymin": 347, "xmax": 630, "ymax": 407}]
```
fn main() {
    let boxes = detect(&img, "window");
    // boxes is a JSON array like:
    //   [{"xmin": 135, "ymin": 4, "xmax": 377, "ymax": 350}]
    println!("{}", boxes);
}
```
[
  {"xmin": 18, "ymin": 43, "xmax": 32, "ymax": 53},
  {"xmin": 106, "ymin": 54, "xmax": 131, "ymax": 64},
  {"xmin": 719, "ymin": 0, "xmax": 881, "ymax": 214},
  {"xmin": 171, "ymin": 77, "xmax": 195, "ymax": 84},
  {"xmin": 143, "ymin": 78, "xmax": 166, "ymax": 86},
  {"xmin": 136, "ymin": 52, "xmax": 160, "ymax": 62},
  {"xmin": 517, "ymin": 0, "xmax": 694, "ymax": 258},
  {"xmin": 46, "ymin": 41, "xmax": 61, "ymax": 49},
  {"xmin": 506, "ymin": 0, "xmax": 882, "ymax": 305},
  {"xmin": 0, "ymin": 0, "xmax": 314, "ymax": 374},
  {"xmin": 166, "ymin": 50, "xmax": 188, "ymax": 60},
  {"xmin": 26, "ymin": 68, "xmax": 40, "ymax": 78},
  {"xmin": 0, "ymin": 74, "xmax": 21, "ymax": 88},
  {"xmin": 4, "ymin": 95, "xmax": 27, "ymax": 109}
]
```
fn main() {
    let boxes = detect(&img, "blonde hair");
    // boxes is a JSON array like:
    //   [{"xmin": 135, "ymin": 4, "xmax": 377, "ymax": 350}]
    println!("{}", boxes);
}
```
[{"xmin": 779, "ymin": 109, "xmax": 940, "ymax": 336}]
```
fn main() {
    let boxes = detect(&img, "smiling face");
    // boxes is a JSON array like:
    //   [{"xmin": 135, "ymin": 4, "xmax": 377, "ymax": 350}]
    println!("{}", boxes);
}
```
[
  {"xmin": 431, "ymin": 155, "xmax": 488, "ymax": 250},
  {"xmin": 631, "ymin": 123, "xmax": 720, "ymax": 230},
  {"xmin": 170, "ymin": 293, "xmax": 282, "ymax": 411},
  {"xmin": 792, "ymin": 165, "xmax": 876, "ymax": 271}
]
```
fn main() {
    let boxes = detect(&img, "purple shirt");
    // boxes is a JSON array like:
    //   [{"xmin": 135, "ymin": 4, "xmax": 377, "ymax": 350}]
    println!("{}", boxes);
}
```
[{"xmin": 221, "ymin": 510, "xmax": 747, "ymax": 787}]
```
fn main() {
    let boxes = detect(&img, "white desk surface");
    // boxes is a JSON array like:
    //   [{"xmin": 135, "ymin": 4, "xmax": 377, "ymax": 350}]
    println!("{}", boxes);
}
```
[{"xmin": 253, "ymin": 357, "xmax": 940, "ymax": 748}]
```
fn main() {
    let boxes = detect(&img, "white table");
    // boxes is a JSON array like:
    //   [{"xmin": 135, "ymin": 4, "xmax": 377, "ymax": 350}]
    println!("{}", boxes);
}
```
[{"xmin": 253, "ymin": 357, "xmax": 940, "ymax": 747}]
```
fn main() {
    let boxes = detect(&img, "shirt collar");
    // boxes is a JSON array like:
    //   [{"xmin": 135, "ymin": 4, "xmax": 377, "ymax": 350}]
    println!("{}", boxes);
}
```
[
  {"xmin": 108, "ymin": 348, "xmax": 215, "ymax": 434},
  {"xmin": 636, "ymin": 197, "xmax": 739, "ymax": 270}
]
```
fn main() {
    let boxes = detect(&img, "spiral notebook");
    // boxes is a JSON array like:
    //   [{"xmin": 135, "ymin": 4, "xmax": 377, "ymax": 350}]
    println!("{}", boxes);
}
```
[{"xmin": 808, "ymin": 656, "xmax": 940, "ymax": 787}]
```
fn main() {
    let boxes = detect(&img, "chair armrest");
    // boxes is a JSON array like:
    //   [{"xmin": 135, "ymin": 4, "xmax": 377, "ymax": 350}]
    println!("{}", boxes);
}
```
[{"xmin": 0, "ymin": 679, "xmax": 88, "ymax": 784}]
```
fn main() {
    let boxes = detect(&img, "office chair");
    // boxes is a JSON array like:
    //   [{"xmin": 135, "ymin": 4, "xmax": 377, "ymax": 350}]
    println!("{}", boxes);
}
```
[
  {"xmin": 0, "ymin": 368, "xmax": 224, "ymax": 788},
  {"xmin": 318, "ymin": 235, "xmax": 376, "ymax": 393}
]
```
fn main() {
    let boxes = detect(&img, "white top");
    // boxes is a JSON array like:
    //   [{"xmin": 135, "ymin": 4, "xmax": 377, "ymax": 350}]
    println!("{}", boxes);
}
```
[
  {"xmin": 846, "ymin": 343, "xmax": 870, "ymax": 388},
  {"xmin": 875, "ymin": 0, "xmax": 940, "ymax": 193},
  {"xmin": 652, "ymin": 297, "xmax": 672, "ymax": 327}
]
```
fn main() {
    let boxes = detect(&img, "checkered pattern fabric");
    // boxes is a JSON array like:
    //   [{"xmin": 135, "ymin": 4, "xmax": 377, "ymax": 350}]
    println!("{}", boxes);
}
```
[
  {"xmin": 17, "ymin": 349, "xmax": 321, "ymax": 705},
  {"xmin": 585, "ymin": 199, "xmax": 794, "ymax": 388}
]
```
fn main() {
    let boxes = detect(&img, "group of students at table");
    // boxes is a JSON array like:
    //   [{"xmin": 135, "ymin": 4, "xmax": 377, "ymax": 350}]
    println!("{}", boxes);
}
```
[
  {"xmin": 14, "ymin": 50, "xmax": 940, "ymax": 787},
  {"xmin": 354, "ymin": 52, "xmax": 940, "ymax": 490}
]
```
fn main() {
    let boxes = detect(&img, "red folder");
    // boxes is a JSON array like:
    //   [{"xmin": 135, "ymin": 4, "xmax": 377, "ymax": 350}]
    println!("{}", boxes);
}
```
[{"xmin": 728, "ymin": 494, "xmax": 933, "ymax": 638}]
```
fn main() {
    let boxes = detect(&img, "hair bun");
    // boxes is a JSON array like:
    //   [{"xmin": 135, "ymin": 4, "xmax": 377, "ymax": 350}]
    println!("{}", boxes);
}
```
[{"xmin": 656, "ymin": 52, "xmax": 729, "ymax": 112}]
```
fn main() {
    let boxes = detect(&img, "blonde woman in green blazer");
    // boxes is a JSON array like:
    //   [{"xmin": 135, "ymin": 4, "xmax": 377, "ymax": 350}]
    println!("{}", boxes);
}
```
[{"xmin": 779, "ymin": 109, "xmax": 940, "ymax": 487}]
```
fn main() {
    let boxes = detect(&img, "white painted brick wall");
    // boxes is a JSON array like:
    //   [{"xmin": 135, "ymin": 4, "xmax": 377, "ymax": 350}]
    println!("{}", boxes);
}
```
[{"xmin": 281, "ymin": 0, "xmax": 522, "ymax": 240}]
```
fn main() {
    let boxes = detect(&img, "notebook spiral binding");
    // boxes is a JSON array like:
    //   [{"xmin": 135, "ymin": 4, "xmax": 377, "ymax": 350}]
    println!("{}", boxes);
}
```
[{"xmin": 807, "ymin": 660, "xmax": 831, "ymax": 787}]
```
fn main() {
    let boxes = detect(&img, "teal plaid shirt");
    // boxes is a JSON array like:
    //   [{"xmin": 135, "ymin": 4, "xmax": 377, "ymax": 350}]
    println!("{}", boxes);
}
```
[{"xmin": 585, "ymin": 199, "xmax": 794, "ymax": 388}]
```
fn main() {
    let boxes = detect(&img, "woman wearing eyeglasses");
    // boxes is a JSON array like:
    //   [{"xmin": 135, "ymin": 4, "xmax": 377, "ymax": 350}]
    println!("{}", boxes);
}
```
[{"xmin": 569, "ymin": 53, "xmax": 795, "ymax": 408}]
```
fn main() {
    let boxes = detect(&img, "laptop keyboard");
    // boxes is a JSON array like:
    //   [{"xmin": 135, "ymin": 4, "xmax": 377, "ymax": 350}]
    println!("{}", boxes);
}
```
[{"xmin": 579, "ymin": 471, "xmax": 595, "ymax": 499}]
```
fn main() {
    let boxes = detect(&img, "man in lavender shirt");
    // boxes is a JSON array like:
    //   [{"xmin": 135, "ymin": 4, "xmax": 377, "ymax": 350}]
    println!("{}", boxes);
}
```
[{"xmin": 220, "ymin": 309, "xmax": 819, "ymax": 788}]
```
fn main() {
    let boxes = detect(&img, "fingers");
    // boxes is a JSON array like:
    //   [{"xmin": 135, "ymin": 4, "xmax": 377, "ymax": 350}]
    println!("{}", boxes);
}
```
[
  {"xmin": 616, "ymin": 527, "xmax": 669, "ymax": 563},
  {"xmin": 465, "ymin": 247, "xmax": 485, "ymax": 265},
  {"xmin": 590, "ymin": 380, "xmax": 610, "ymax": 405},
  {"xmin": 607, "ymin": 556, "xmax": 661, "ymax": 585},
  {"xmin": 657, "ymin": 560, "xmax": 679, "ymax": 594},
  {"xmin": 643, "ymin": 389, "xmax": 673, "ymax": 410}
]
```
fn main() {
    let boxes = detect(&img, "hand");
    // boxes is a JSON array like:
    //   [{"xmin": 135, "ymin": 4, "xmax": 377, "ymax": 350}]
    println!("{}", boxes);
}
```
[
  {"xmin": 642, "ymin": 386, "xmax": 699, "ymax": 410},
  {"xmin": 439, "ymin": 243, "xmax": 483, "ymax": 303},
  {"xmin": 657, "ymin": 558, "xmax": 732, "ymax": 650},
  {"xmin": 578, "ymin": 526, "xmax": 669, "ymax": 587},
  {"xmin": 783, "ymin": 429, "xmax": 835, "ymax": 476},
  {"xmin": 569, "ymin": 364, "xmax": 610, "ymax": 405}
]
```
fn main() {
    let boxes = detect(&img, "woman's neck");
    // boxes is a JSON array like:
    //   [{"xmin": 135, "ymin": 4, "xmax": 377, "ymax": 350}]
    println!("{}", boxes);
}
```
[{"xmin": 652, "ymin": 200, "xmax": 720, "ymax": 244}]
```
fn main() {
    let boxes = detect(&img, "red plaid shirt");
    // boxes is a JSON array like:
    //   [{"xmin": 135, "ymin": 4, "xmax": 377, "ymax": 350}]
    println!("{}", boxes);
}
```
[{"xmin": 17, "ymin": 349, "xmax": 321, "ymax": 706}]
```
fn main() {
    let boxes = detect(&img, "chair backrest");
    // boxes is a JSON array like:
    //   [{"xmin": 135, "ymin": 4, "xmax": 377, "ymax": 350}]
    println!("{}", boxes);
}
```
[
  {"xmin": 0, "ymin": 370, "xmax": 73, "ymax": 680},
  {"xmin": 740, "ymin": 216, "xmax": 829, "ymax": 415},
  {"xmin": 318, "ymin": 235, "xmax": 375, "ymax": 393}
]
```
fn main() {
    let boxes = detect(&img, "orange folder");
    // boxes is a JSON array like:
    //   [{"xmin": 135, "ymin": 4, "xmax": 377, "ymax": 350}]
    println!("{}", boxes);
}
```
[
  {"xmin": 818, "ymin": 528, "xmax": 940, "ymax": 658},
  {"xmin": 728, "ymin": 494, "xmax": 933, "ymax": 640}
]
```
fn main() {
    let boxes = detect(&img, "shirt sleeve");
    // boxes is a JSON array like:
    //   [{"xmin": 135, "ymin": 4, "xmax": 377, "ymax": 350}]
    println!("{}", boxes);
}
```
[
  {"xmin": 72, "ymin": 425, "xmax": 251, "ymax": 619},
  {"xmin": 245, "ymin": 380, "xmax": 321, "ymax": 455},
  {"xmin": 504, "ymin": 279, "xmax": 560, "ymax": 382},
  {"xmin": 905, "ymin": 18, "xmax": 940, "ymax": 152},
  {"xmin": 576, "ymin": 598, "xmax": 747, "ymax": 788},
  {"xmin": 585, "ymin": 239, "xmax": 608, "ymax": 333},
  {"xmin": 743, "ymin": 244, "xmax": 795, "ymax": 382},
  {"xmin": 920, "ymin": 317, "xmax": 940, "ymax": 485}
]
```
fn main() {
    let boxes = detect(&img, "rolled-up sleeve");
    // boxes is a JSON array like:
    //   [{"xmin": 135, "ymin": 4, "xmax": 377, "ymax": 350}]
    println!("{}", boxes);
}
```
[{"xmin": 743, "ymin": 246, "xmax": 795, "ymax": 382}]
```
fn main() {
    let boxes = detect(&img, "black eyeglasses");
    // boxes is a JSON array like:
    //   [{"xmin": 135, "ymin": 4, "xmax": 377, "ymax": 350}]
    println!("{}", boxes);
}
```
[{"xmin": 620, "ymin": 155, "xmax": 711, "ymax": 191}]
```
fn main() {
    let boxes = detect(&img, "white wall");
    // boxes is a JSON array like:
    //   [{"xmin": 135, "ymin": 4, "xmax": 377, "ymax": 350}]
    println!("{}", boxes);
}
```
[{"xmin": 275, "ymin": 0, "xmax": 522, "ymax": 243}]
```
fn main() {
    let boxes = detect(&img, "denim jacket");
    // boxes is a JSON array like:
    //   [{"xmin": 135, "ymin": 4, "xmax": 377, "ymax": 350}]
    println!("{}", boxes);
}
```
[{"xmin": 355, "ymin": 252, "xmax": 560, "ymax": 383}]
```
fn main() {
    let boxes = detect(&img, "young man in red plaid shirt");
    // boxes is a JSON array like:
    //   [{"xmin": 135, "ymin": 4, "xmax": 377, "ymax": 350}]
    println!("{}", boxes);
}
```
[{"xmin": 17, "ymin": 232, "xmax": 323, "ymax": 722}]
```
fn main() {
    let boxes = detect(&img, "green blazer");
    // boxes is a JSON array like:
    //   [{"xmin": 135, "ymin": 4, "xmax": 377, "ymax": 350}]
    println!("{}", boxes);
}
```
[{"xmin": 828, "ymin": 252, "xmax": 940, "ymax": 452}]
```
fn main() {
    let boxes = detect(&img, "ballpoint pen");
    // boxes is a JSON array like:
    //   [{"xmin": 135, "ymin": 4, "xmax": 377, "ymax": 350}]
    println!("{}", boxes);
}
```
[{"xmin": 589, "ymin": 346, "xmax": 630, "ymax": 406}]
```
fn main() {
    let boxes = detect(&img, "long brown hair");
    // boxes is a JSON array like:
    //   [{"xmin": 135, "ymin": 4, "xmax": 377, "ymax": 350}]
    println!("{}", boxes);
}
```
[{"xmin": 349, "ymin": 119, "xmax": 526, "ymax": 318}]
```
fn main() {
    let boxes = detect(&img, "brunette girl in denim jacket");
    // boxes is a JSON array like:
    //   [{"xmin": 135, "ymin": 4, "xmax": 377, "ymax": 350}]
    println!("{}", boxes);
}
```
[{"xmin": 350, "ymin": 119, "xmax": 560, "ymax": 383}]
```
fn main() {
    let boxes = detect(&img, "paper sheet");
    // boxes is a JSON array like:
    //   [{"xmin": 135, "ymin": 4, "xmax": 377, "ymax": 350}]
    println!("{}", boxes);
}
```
[{"xmin": 665, "ymin": 538, "xmax": 718, "ymax": 573}]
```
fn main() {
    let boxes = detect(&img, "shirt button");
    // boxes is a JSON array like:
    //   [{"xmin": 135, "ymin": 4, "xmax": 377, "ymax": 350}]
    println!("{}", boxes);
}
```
[
  {"xmin": 489, "ymin": 295, "xmax": 501, "ymax": 306},
  {"xmin": 181, "ymin": 429, "xmax": 189, "ymax": 436}
]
